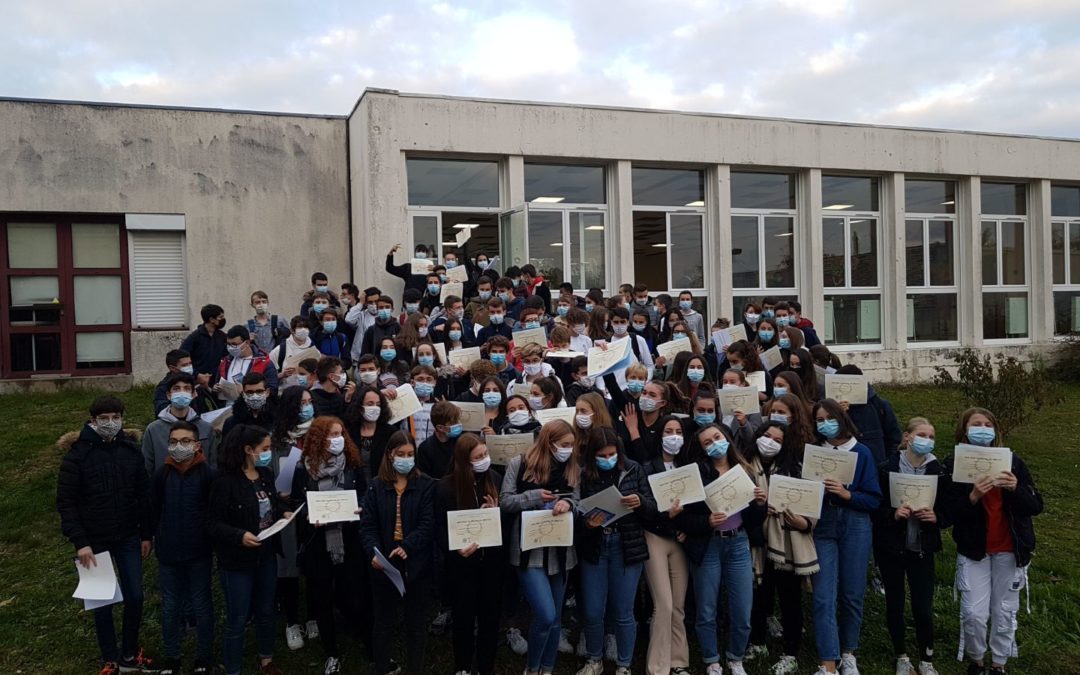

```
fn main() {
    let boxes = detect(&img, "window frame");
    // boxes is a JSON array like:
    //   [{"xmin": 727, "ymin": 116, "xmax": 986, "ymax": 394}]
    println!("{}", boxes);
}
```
[
  {"xmin": 631, "ymin": 204, "xmax": 708, "ymax": 294},
  {"xmin": 1051, "ymin": 214, "xmax": 1080, "ymax": 335},
  {"xmin": 821, "ymin": 203, "xmax": 883, "ymax": 350},
  {"xmin": 729, "ymin": 208, "xmax": 799, "ymax": 297},
  {"xmin": 526, "ymin": 203, "xmax": 609, "ymax": 292},
  {"xmin": 981, "ymin": 214, "xmax": 1031, "ymax": 344},
  {"xmin": 905, "ymin": 212, "xmax": 960, "ymax": 347}
]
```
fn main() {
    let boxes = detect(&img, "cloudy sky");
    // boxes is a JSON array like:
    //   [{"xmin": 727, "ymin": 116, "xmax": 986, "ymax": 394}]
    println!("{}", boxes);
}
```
[{"xmin": 4, "ymin": 0, "xmax": 1080, "ymax": 137}]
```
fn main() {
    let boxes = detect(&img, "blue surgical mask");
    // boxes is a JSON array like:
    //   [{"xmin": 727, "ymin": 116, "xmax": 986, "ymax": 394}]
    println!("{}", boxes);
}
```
[
  {"xmin": 380, "ymin": 348, "xmax": 397, "ymax": 362},
  {"xmin": 557, "ymin": 306, "xmax": 569, "ymax": 317},
  {"xmin": 313, "ymin": 303, "xmax": 328, "ymax": 313},
  {"xmin": 596, "ymin": 455, "xmax": 618, "ymax": 471},
  {"xmin": 478, "ymin": 260, "xmax": 489, "ymax": 270},
  {"xmin": 633, "ymin": 323, "xmax": 647, "ymax": 332},
  {"xmin": 299, "ymin": 403, "xmax": 315, "ymax": 421},
  {"xmin": 393, "ymin": 456, "xmax": 415, "ymax": 474},
  {"xmin": 674, "ymin": 332, "xmax": 689, "ymax": 341},
  {"xmin": 415, "ymin": 382, "xmax": 435, "ymax": 398},
  {"xmin": 967, "ymin": 426, "xmax": 996, "ymax": 447},
  {"xmin": 777, "ymin": 316, "xmax": 790, "ymax": 327},
  {"xmin": 439, "ymin": 274, "xmax": 448, "ymax": 283},
  {"xmin": 427, "ymin": 284, "xmax": 441, "ymax": 295},
  {"xmin": 758, "ymin": 329, "xmax": 775, "ymax": 342},
  {"xmin": 418, "ymin": 355, "xmax": 435, "ymax": 367},
  {"xmin": 817, "ymin": 419, "xmax": 841, "ymax": 440},
  {"xmin": 377, "ymin": 308, "xmax": 392, "ymax": 321},
  {"xmin": 479, "ymin": 290, "xmax": 492, "ymax": 301},
  {"xmin": 626, "ymin": 380, "xmax": 645, "ymax": 394},
  {"xmin": 773, "ymin": 386, "xmax": 788, "ymax": 398},
  {"xmin": 414, "ymin": 251, "xmax": 428, "ymax": 260},
  {"xmin": 449, "ymin": 330, "xmax": 463, "ymax": 342},
  {"xmin": 482, "ymin": 391, "xmax": 502, "ymax": 408},
  {"xmin": 512, "ymin": 278, "xmax": 521, "ymax": 288},
  {"xmin": 679, "ymin": 300, "xmax": 692, "ymax": 310},
  {"xmin": 694, "ymin": 412, "xmax": 716, "ymax": 426},
  {"xmin": 255, "ymin": 449, "xmax": 273, "ymax": 467},
  {"xmin": 170, "ymin": 391, "xmax": 193, "ymax": 409},
  {"xmin": 323, "ymin": 320, "xmax": 337, "ymax": 333},
  {"xmin": 445, "ymin": 259, "xmax": 458, "ymax": 269},
  {"xmin": 490, "ymin": 313, "xmax": 504, "ymax": 325},
  {"xmin": 687, "ymin": 368, "xmax": 705, "ymax": 383},
  {"xmin": 296, "ymin": 375, "xmax": 308, "ymax": 388},
  {"xmin": 911, "ymin": 436, "xmax": 935, "ymax": 456},
  {"xmin": 769, "ymin": 412, "xmax": 789, "ymax": 426},
  {"xmin": 315, "ymin": 284, "xmax": 329, "ymax": 293},
  {"xmin": 447, "ymin": 423, "xmax": 463, "ymax": 438},
  {"xmin": 706, "ymin": 439, "xmax": 729, "ymax": 458},
  {"xmin": 779, "ymin": 336, "xmax": 791, "ymax": 349},
  {"xmin": 406, "ymin": 302, "xmax": 419, "ymax": 314},
  {"xmin": 498, "ymin": 292, "xmax": 510, "ymax": 303},
  {"xmin": 490, "ymin": 353, "xmax": 507, "ymax": 368},
  {"xmin": 763, "ymin": 309, "xmax": 775, "ymax": 319},
  {"xmin": 524, "ymin": 321, "xmax": 540, "ymax": 330},
  {"xmin": 585, "ymin": 304, "xmax": 594, "ymax": 313}
]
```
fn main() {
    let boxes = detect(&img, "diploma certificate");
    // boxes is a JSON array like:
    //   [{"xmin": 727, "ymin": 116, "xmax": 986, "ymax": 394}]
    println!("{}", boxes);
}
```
[
  {"xmin": 485, "ymin": 434, "xmax": 534, "ymax": 465},
  {"xmin": 801, "ymin": 444, "xmax": 859, "ymax": 485},
  {"xmin": 704, "ymin": 464, "xmax": 758, "ymax": 516},
  {"xmin": 718, "ymin": 387, "xmax": 759, "ymax": 417},
  {"xmin": 767, "ymin": 475, "xmax": 824, "ymax": 520},
  {"xmin": 447, "ymin": 346, "xmax": 482, "ymax": 370},
  {"xmin": 306, "ymin": 490, "xmax": 359, "ymax": 525},
  {"xmin": 386, "ymin": 383, "xmax": 422, "ymax": 425},
  {"xmin": 586, "ymin": 338, "xmax": 632, "ymax": 377},
  {"xmin": 513, "ymin": 326, "xmax": 548, "ymax": 349},
  {"xmin": 534, "ymin": 407, "xmax": 575, "ymax": 427},
  {"xmin": 520, "ymin": 510, "xmax": 574, "ymax": 551},
  {"xmin": 446, "ymin": 508, "xmax": 503, "ymax": 550},
  {"xmin": 825, "ymin": 374, "xmax": 868, "ymax": 405},
  {"xmin": 647, "ymin": 463, "xmax": 706, "ymax": 512},
  {"xmin": 452, "ymin": 401, "xmax": 487, "ymax": 432},
  {"xmin": 950, "ymin": 444, "xmax": 1012, "ymax": 484},
  {"xmin": 889, "ymin": 472, "xmax": 938, "ymax": 510}
]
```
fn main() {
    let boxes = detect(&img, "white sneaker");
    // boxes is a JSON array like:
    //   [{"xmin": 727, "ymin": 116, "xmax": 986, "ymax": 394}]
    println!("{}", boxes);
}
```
[
  {"xmin": 285, "ymin": 623, "xmax": 304, "ymax": 650},
  {"xmin": 767, "ymin": 615, "xmax": 783, "ymax": 638},
  {"xmin": 323, "ymin": 656, "xmax": 341, "ymax": 674},
  {"xmin": 771, "ymin": 655, "xmax": 799, "ymax": 675},
  {"xmin": 604, "ymin": 634, "xmax": 618, "ymax": 662},
  {"xmin": 558, "ymin": 628, "xmax": 574, "ymax": 654},
  {"xmin": 576, "ymin": 631, "xmax": 588, "ymax": 657},
  {"xmin": 728, "ymin": 662, "xmax": 748, "ymax": 675},
  {"xmin": 305, "ymin": 619, "xmax": 320, "ymax": 640},
  {"xmin": 706, "ymin": 664, "xmax": 724, "ymax": 675},
  {"xmin": 745, "ymin": 644, "xmax": 769, "ymax": 661},
  {"xmin": 918, "ymin": 663, "xmax": 939, "ymax": 675},
  {"xmin": 506, "ymin": 627, "xmax": 528, "ymax": 656},
  {"xmin": 841, "ymin": 653, "xmax": 860, "ymax": 675},
  {"xmin": 615, "ymin": 668, "xmax": 631, "ymax": 675},
  {"xmin": 576, "ymin": 660, "xmax": 603, "ymax": 675},
  {"xmin": 895, "ymin": 656, "xmax": 915, "ymax": 675}
]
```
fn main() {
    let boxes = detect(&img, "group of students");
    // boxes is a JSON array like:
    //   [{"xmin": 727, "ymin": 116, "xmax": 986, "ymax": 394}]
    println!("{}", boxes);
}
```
[{"xmin": 57, "ymin": 244, "xmax": 1042, "ymax": 675}]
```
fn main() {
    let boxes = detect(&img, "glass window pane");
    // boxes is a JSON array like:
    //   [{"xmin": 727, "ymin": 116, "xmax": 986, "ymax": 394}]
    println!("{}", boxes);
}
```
[
  {"xmin": 633, "ymin": 212, "xmax": 668, "ymax": 291},
  {"xmin": 11, "ymin": 276, "xmax": 59, "ymax": 305},
  {"xmin": 822, "ymin": 217, "xmax": 846, "ymax": 288},
  {"xmin": 928, "ymin": 220, "xmax": 955, "ymax": 286},
  {"xmin": 1054, "ymin": 289, "xmax": 1080, "ymax": 334},
  {"xmin": 822, "ymin": 175, "xmax": 879, "ymax": 212},
  {"xmin": 731, "ymin": 215, "xmax": 760, "ymax": 288},
  {"xmin": 905, "ymin": 220, "xmax": 925, "ymax": 287},
  {"xmin": 1052, "ymin": 222, "xmax": 1065, "ymax": 285},
  {"xmin": 1071, "ymin": 223, "xmax": 1080, "ymax": 285},
  {"xmin": 632, "ymin": 167, "xmax": 704, "ymax": 206},
  {"xmin": 981, "ymin": 221, "xmax": 998, "ymax": 286},
  {"xmin": 905, "ymin": 180, "xmax": 956, "ymax": 214},
  {"xmin": 981, "ymin": 182, "xmax": 1026, "ymax": 215},
  {"xmin": 907, "ymin": 293, "xmax": 958, "ymax": 342},
  {"xmin": 570, "ymin": 212, "xmax": 606, "ymax": 289},
  {"xmin": 983, "ymin": 292, "xmax": 1028, "ymax": 339},
  {"xmin": 1001, "ymin": 221, "xmax": 1026, "ymax": 285},
  {"xmin": 731, "ymin": 172, "xmax": 795, "ymax": 209},
  {"xmin": 735, "ymin": 295, "xmax": 798, "ymax": 315},
  {"xmin": 406, "ymin": 158, "xmax": 499, "ymax": 207},
  {"xmin": 763, "ymin": 216, "xmax": 795, "ymax": 288},
  {"xmin": 74, "ymin": 276, "xmax": 123, "ymax": 325},
  {"xmin": 1052, "ymin": 185, "xmax": 1080, "ymax": 217},
  {"xmin": 11, "ymin": 333, "xmax": 62, "ymax": 372},
  {"xmin": 525, "ymin": 164, "xmax": 605, "ymax": 204},
  {"xmin": 72, "ymin": 223, "xmax": 121, "ymax": 268},
  {"xmin": 528, "ymin": 210, "xmax": 565, "ymax": 287},
  {"xmin": 76, "ymin": 332, "xmax": 125, "ymax": 369},
  {"xmin": 670, "ymin": 214, "xmax": 705, "ymax": 288},
  {"xmin": 823, "ymin": 294, "xmax": 881, "ymax": 344},
  {"xmin": 7, "ymin": 222, "xmax": 57, "ymax": 268},
  {"xmin": 412, "ymin": 215, "xmax": 439, "ymax": 259},
  {"xmin": 850, "ymin": 218, "xmax": 878, "ymax": 287}
]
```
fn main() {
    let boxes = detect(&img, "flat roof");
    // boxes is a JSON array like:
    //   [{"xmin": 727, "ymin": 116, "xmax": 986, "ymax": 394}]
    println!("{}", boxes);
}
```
[{"xmin": 0, "ymin": 95, "xmax": 346, "ymax": 120}]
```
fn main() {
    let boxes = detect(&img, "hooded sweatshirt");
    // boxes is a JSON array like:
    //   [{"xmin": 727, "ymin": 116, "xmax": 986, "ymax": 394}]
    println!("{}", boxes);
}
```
[{"xmin": 142, "ymin": 406, "xmax": 217, "ymax": 476}]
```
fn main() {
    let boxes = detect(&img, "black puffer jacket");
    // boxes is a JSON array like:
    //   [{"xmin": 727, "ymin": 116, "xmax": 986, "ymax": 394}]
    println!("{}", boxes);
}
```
[
  {"xmin": 872, "ymin": 453, "xmax": 944, "ymax": 555},
  {"xmin": 57, "ymin": 425, "xmax": 152, "ymax": 550},
  {"xmin": 576, "ymin": 458, "xmax": 655, "ymax": 565},
  {"xmin": 206, "ymin": 467, "xmax": 286, "ymax": 570}
]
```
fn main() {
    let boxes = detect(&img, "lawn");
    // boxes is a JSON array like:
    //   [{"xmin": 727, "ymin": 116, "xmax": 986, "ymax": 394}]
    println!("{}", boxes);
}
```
[{"xmin": 0, "ymin": 382, "xmax": 1077, "ymax": 674}]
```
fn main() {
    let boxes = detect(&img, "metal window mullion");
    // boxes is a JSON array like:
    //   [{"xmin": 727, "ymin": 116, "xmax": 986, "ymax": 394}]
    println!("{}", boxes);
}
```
[
  {"xmin": 757, "ymin": 214, "xmax": 768, "ymax": 289},
  {"xmin": 923, "ymin": 219, "xmax": 932, "ymax": 287}
]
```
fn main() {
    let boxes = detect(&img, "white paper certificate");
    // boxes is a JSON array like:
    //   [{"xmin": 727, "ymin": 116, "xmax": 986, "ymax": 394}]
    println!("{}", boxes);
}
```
[
  {"xmin": 520, "ymin": 510, "xmax": 574, "ymax": 551},
  {"xmin": 745, "ymin": 371, "xmax": 767, "ymax": 393},
  {"xmin": 410, "ymin": 258, "xmax": 433, "ymax": 275},
  {"xmin": 760, "ymin": 346, "xmax": 783, "ymax": 372},
  {"xmin": 440, "ymin": 281, "xmax": 464, "ymax": 304},
  {"xmin": 656, "ymin": 338, "xmax": 692, "ymax": 363},
  {"xmin": 258, "ymin": 503, "xmax": 305, "ymax": 541},
  {"xmin": 446, "ymin": 263, "xmax": 469, "ymax": 283},
  {"xmin": 825, "ymin": 374, "xmax": 868, "ymax": 404},
  {"xmin": 447, "ymin": 346, "xmax": 482, "ymax": 370},
  {"xmin": 433, "ymin": 342, "xmax": 447, "ymax": 365},
  {"xmin": 711, "ymin": 324, "xmax": 748, "ymax": 352},
  {"xmin": 889, "ymin": 472, "xmax": 938, "ymax": 510},
  {"xmin": 452, "ymin": 401, "xmax": 487, "ymax": 432},
  {"xmin": 513, "ymin": 326, "xmax": 548, "ymax": 349},
  {"xmin": 486, "ymin": 434, "xmax": 534, "ymax": 465},
  {"xmin": 767, "ymin": 475, "xmax": 824, "ymax": 520},
  {"xmin": 704, "ymin": 464, "xmax": 758, "ymax": 516},
  {"xmin": 951, "ymin": 444, "xmax": 1012, "ymax": 484},
  {"xmin": 534, "ymin": 407, "xmax": 575, "ymax": 427},
  {"xmin": 382, "ymin": 383, "xmax": 420, "ymax": 424},
  {"xmin": 587, "ymin": 338, "xmax": 631, "ymax": 377},
  {"xmin": 446, "ymin": 508, "xmax": 503, "ymax": 550},
  {"xmin": 802, "ymin": 444, "xmax": 859, "ymax": 485},
  {"xmin": 648, "ymin": 463, "xmax": 706, "ymax": 512},
  {"xmin": 718, "ymin": 387, "xmax": 759, "ymax": 417},
  {"xmin": 73, "ymin": 550, "xmax": 119, "ymax": 601},
  {"xmin": 576, "ymin": 485, "xmax": 632, "ymax": 526},
  {"xmin": 306, "ymin": 490, "xmax": 360, "ymax": 524}
]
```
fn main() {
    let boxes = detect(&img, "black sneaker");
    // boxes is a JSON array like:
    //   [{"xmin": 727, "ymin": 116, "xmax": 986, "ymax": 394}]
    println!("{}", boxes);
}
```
[
  {"xmin": 119, "ymin": 649, "xmax": 159, "ymax": 673},
  {"xmin": 966, "ymin": 663, "xmax": 986, "ymax": 675},
  {"xmin": 157, "ymin": 659, "xmax": 181, "ymax": 675}
]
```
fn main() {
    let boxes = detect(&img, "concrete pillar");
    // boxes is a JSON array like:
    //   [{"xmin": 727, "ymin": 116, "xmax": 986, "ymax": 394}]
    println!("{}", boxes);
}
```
[
  {"xmin": 609, "ymin": 160, "xmax": 635, "ymax": 290},
  {"xmin": 1029, "ymin": 179, "xmax": 1054, "ymax": 342},
  {"xmin": 881, "ymin": 173, "xmax": 906, "ymax": 351},
  {"xmin": 798, "ymin": 169, "xmax": 824, "ymax": 324},
  {"xmin": 502, "ymin": 155, "xmax": 525, "ymax": 208},
  {"xmin": 957, "ymin": 176, "xmax": 983, "ymax": 346},
  {"xmin": 707, "ymin": 164, "xmax": 733, "ymax": 323}
]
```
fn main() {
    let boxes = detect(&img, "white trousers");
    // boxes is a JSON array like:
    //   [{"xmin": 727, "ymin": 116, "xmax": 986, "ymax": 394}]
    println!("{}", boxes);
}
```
[{"xmin": 955, "ymin": 553, "xmax": 1027, "ymax": 665}]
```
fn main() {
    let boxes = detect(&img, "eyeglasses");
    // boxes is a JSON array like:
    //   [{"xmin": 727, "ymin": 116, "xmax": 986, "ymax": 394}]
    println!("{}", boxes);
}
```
[{"xmin": 168, "ymin": 440, "xmax": 197, "ymax": 449}]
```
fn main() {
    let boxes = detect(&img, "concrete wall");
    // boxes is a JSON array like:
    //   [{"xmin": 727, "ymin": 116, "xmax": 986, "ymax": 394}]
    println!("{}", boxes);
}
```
[{"xmin": 0, "ymin": 100, "xmax": 350, "ymax": 382}]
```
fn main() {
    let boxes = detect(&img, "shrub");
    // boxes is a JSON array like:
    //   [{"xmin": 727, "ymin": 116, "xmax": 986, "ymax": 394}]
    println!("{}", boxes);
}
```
[
  {"xmin": 1053, "ymin": 333, "xmax": 1080, "ymax": 381},
  {"xmin": 933, "ymin": 349, "xmax": 1063, "ymax": 435}
]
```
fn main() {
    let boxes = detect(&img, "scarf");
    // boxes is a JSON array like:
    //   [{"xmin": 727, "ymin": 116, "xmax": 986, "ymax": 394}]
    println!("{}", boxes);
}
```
[
  {"xmin": 165, "ymin": 449, "xmax": 206, "ymax": 475},
  {"xmin": 898, "ymin": 450, "xmax": 935, "ymax": 552},
  {"xmin": 763, "ymin": 464, "xmax": 819, "ymax": 576},
  {"xmin": 288, "ymin": 420, "xmax": 312, "ymax": 443},
  {"xmin": 308, "ymin": 452, "xmax": 348, "ymax": 564}
]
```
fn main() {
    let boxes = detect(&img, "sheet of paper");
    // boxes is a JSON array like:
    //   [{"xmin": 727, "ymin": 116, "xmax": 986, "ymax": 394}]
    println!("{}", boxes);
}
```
[
  {"xmin": 386, "ymin": 383, "xmax": 422, "ymax": 424},
  {"xmin": 520, "ymin": 510, "xmax": 574, "ymax": 551},
  {"xmin": 275, "ymin": 446, "xmax": 303, "ymax": 493},
  {"xmin": 73, "ymin": 551, "xmax": 118, "ymax": 601},
  {"xmin": 455, "ymin": 229, "xmax": 471, "ymax": 247},
  {"xmin": 447, "ymin": 346, "xmax": 482, "ymax": 370},
  {"xmin": 257, "ymin": 503, "xmax": 305, "ymax": 541},
  {"xmin": 534, "ymin": 407, "xmax": 575, "ymax": 427},
  {"xmin": 711, "ymin": 324, "xmax": 748, "ymax": 353},
  {"xmin": 513, "ymin": 326, "xmax": 548, "ymax": 349},
  {"xmin": 760, "ymin": 346, "xmax": 783, "ymax": 371},
  {"xmin": 950, "ymin": 444, "xmax": 1012, "ymax": 484},
  {"xmin": 745, "ymin": 371, "xmax": 766, "ymax": 393},
  {"xmin": 410, "ymin": 258, "xmax": 433, "ymax": 275},
  {"xmin": 446, "ymin": 263, "xmax": 469, "ymax": 284},
  {"xmin": 215, "ymin": 379, "xmax": 241, "ymax": 403},
  {"xmin": 452, "ymin": 401, "xmax": 487, "ymax": 432},
  {"xmin": 767, "ymin": 474, "xmax": 824, "ymax": 520},
  {"xmin": 283, "ymin": 346, "xmax": 323, "ymax": 371},
  {"xmin": 889, "ymin": 472, "xmax": 938, "ymax": 510},
  {"xmin": 433, "ymin": 342, "xmax": 447, "ymax": 364},
  {"xmin": 440, "ymin": 282, "xmax": 464, "ymax": 304},
  {"xmin": 374, "ymin": 547, "xmax": 406, "ymax": 596},
  {"xmin": 446, "ymin": 507, "xmax": 503, "ymax": 550},
  {"xmin": 801, "ymin": 444, "xmax": 859, "ymax": 485},
  {"xmin": 718, "ymin": 387, "xmax": 759, "ymax": 417},
  {"xmin": 485, "ymin": 434, "xmax": 534, "ymax": 464},
  {"xmin": 201, "ymin": 406, "xmax": 233, "ymax": 433},
  {"xmin": 648, "ymin": 463, "xmax": 706, "ymax": 512},
  {"xmin": 545, "ymin": 349, "xmax": 582, "ymax": 359},
  {"xmin": 586, "ymin": 338, "xmax": 632, "ymax": 377},
  {"xmin": 83, "ymin": 578, "xmax": 123, "ymax": 610},
  {"xmin": 656, "ymin": 338, "xmax": 692, "ymax": 363},
  {"xmin": 576, "ymin": 485, "xmax": 632, "ymax": 527},
  {"xmin": 704, "ymin": 464, "xmax": 758, "ymax": 516},
  {"xmin": 814, "ymin": 365, "xmax": 827, "ymax": 381},
  {"xmin": 307, "ymin": 490, "xmax": 360, "ymax": 524},
  {"xmin": 825, "ymin": 374, "xmax": 868, "ymax": 404}
]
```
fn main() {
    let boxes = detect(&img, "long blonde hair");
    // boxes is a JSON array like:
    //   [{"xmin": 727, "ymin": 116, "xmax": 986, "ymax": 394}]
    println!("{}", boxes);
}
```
[
  {"xmin": 900, "ymin": 416, "xmax": 932, "ymax": 452},
  {"xmin": 523, "ymin": 419, "xmax": 579, "ymax": 488}
]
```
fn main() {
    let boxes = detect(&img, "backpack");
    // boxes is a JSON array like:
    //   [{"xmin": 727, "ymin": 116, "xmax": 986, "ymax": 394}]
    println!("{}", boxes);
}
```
[{"xmin": 248, "ymin": 315, "xmax": 288, "ymax": 349}]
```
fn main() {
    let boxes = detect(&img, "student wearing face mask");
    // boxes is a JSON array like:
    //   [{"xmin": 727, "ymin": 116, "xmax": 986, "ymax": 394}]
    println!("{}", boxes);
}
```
[
  {"xmin": 528, "ymin": 376, "xmax": 564, "ymax": 412},
  {"xmin": 306, "ymin": 307, "xmax": 350, "ymax": 371},
  {"xmin": 300, "ymin": 272, "xmax": 341, "ymax": 315},
  {"xmin": 513, "ymin": 343, "xmax": 558, "ymax": 396},
  {"xmin": 543, "ymin": 326, "xmax": 577, "ymax": 388},
  {"xmin": 774, "ymin": 369, "xmax": 816, "ymax": 409},
  {"xmin": 940, "ymin": 408, "xmax": 1042, "ymax": 675},
  {"xmin": 741, "ymin": 302, "xmax": 763, "ymax": 341},
  {"xmin": 434, "ymin": 434, "xmax": 506, "ymax": 675},
  {"xmin": 420, "ymin": 272, "xmax": 445, "ymax": 317},
  {"xmin": 144, "ymin": 372, "xmax": 218, "ymax": 476},
  {"xmin": 777, "ymin": 300, "xmax": 820, "ymax": 347},
  {"xmin": 247, "ymin": 290, "xmax": 291, "ymax": 355},
  {"xmin": 181, "ymin": 304, "xmax": 229, "ymax": 388},
  {"xmin": 385, "ymin": 243, "xmax": 434, "ymax": 294},
  {"xmin": 155, "ymin": 349, "xmax": 210, "ymax": 415},
  {"xmin": 872, "ymin": 417, "xmax": 944, "ymax": 675},
  {"xmin": 289, "ymin": 417, "xmax": 367, "ymax": 675},
  {"xmin": 343, "ymin": 386, "xmax": 396, "ymax": 482},
  {"xmin": 676, "ymin": 291, "xmax": 705, "ymax": 342},
  {"xmin": 215, "ymin": 325, "xmax": 280, "ymax": 403},
  {"xmin": 496, "ymin": 395, "xmax": 542, "ymax": 436},
  {"xmin": 310, "ymin": 357, "xmax": 354, "ymax": 419},
  {"xmin": 343, "ymin": 286, "xmax": 381, "ymax": 352},
  {"xmin": 465, "ymin": 276, "xmax": 496, "ymax": 326},
  {"xmin": 564, "ymin": 356, "xmax": 599, "ymax": 407},
  {"xmin": 672, "ymin": 353, "xmax": 715, "ymax": 401},
  {"xmin": 762, "ymin": 392, "xmax": 815, "ymax": 445},
  {"xmin": 375, "ymin": 336, "xmax": 412, "ymax": 389},
  {"xmin": 359, "ymin": 296, "xmax": 401, "ymax": 363},
  {"xmin": 431, "ymin": 295, "xmax": 476, "ymax": 344},
  {"xmin": 809, "ymin": 399, "xmax": 882, "ymax": 675},
  {"xmin": 483, "ymin": 335, "xmax": 519, "ymax": 386},
  {"xmin": 500, "ymin": 421, "xmax": 580, "ymax": 675},
  {"xmin": 405, "ymin": 365, "xmax": 441, "ymax": 445},
  {"xmin": 207, "ymin": 425, "xmax": 293, "ymax": 675},
  {"xmin": 222, "ymin": 372, "xmax": 277, "ymax": 437},
  {"xmin": 360, "ymin": 432, "xmax": 437, "ymax": 675},
  {"xmin": 606, "ymin": 307, "xmax": 654, "ymax": 386},
  {"xmin": 571, "ymin": 393, "xmax": 613, "ymax": 446},
  {"xmin": 722, "ymin": 339, "xmax": 773, "ymax": 402},
  {"xmin": 417, "ymin": 401, "xmax": 464, "ymax": 479},
  {"xmin": 478, "ymin": 296, "xmax": 515, "ymax": 342},
  {"xmin": 609, "ymin": 378, "xmax": 687, "ymax": 464},
  {"xmin": 787, "ymin": 347, "xmax": 822, "ymax": 401},
  {"xmin": 565, "ymin": 307, "xmax": 592, "ymax": 354},
  {"xmin": 305, "ymin": 291, "xmax": 336, "ymax": 329},
  {"xmin": 630, "ymin": 308, "xmax": 659, "ymax": 355},
  {"xmin": 714, "ymin": 374, "xmax": 763, "ymax": 454},
  {"xmin": 454, "ymin": 360, "xmax": 499, "ymax": 404},
  {"xmin": 269, "ymin": 316, "xmax": 315, "ymax": 390},
  {"xmin": 58, "ymin": 396, "xmax": 156, "ymax": 675}
]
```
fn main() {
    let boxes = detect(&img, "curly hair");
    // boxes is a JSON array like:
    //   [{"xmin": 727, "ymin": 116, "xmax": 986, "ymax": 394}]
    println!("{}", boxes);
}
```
[{"xmin": 302, "ymin": 415, "xmax": 361, "ymax": 472}]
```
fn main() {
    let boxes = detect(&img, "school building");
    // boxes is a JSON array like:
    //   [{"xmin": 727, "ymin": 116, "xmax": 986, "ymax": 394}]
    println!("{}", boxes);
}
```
[{"xmin": 1, "ymin": 88, "xmax": 1078, "ymax": 390}]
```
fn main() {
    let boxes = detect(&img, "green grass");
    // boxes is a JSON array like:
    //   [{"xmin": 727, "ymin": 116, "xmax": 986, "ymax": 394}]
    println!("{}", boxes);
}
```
[{"xmin": 1, "ymin": 383, "xmax": 1077, "ymax": 673}]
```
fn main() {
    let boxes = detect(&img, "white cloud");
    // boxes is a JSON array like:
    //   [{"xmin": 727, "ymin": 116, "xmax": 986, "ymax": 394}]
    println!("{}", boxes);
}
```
[{"xmin": 459, "ymin": 14, "xmax": 580, "ymax": 82}]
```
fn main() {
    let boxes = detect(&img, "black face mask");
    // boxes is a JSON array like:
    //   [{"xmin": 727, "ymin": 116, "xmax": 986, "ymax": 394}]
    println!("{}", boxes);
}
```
[{"xmin": 216, "ymin": 317, "xmax": 227, "ymax": 328}]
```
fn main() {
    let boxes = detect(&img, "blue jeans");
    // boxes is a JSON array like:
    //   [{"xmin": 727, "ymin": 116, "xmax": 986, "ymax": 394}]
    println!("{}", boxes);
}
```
[
  {"xmin": 812, "ymin": 505, "xmax": 873, "ymax": 661},
  {"xmin": 159, "ymin": 558, "xmax": 214, "ymax": 662},
  {"xmin": 92, "ymin": 537, "xmax": 144, "ymax": 663},
  {"xmin": 220, "ymin": 554, "xmax": 277, "ymax": 675},
  {"xmin": 518, "ymin": 566, "xmax": 567, "ymax": 672},
  {"xmin": 580, "ymin": 532, "xmax": 643, "ymax": 667},
  {"xmin": 690, "ymin": 530, "xmax": 753, "ymax": 663}
]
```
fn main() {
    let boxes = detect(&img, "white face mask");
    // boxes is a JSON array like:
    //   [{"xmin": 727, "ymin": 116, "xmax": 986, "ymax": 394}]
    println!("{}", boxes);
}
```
[
  {"xmin": 574, "ymin": 324, "xmax": 586, "ymax": 335},
  {"xmin": 359, "ymin": 371, "xmax": 378, "ymax": 385},
  {"xmin": 756, "ymin": 436, "xmax": 782, "ymax": 458},
  {"xmin": 508, "ymin": 410, "xmax": 532, "ymax": 427},
  {"xmin": 524, "ymin": 362, "xmax": 543, "ymax": 376},
  {"xmin": 335, "ymin": 373, "xmax": 348, "ymax": 387},
  {"xmin": 363, "ymin": 405, "xmax": 381, "ymax": 422},
  {"xmin": 661, "ymin": 434, "xmax": 684, "ymax": 455},
  {"xmin": 327, "ymin": 436, "xmax": 346, "ymax": 455},
  {"xmin": 553, "ymin": 445, "xmax": 573, "ymax": 463},
  {"xmin": 471, "ymin": 456, "xmax": 492, "ymax": 473},
  {"xmin": 575, "ymin": 413, "xmax": 593, "ymax": 429}
]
